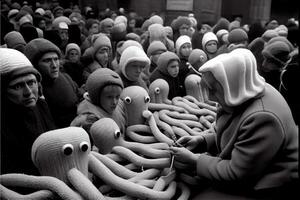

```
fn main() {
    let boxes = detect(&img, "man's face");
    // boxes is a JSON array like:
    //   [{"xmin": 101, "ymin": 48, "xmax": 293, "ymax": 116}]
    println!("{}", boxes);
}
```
[
  {"xmin": 7, "ymin": 74, "xmax": 39, "ymax": 107},
  {"xmin": 125, "ymin": 61, "xmax": 145, "ymax": 81},
  {"xmin": 167, "ymin": 60, "xmax": 179, "ymax": 77},
  {"xmin": 37, "ymin": 52, "xmax": 60, "ymax": 79}
]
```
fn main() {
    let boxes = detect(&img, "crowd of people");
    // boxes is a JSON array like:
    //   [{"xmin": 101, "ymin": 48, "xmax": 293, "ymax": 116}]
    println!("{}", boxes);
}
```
[{"xmin": 1, "ymin": 0, "xmax": 299, "ymax": 199}]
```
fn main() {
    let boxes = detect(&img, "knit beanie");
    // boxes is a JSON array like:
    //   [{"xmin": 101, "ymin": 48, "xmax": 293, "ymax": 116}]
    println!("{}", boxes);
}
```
[
  {"xmin": 216, "ymin": 29, "xmax": 229, "ymax": 42},
  {"xmin": 149, "ymin": 15, "xmax": 164, "ymax": 25},
  {"xmin": 92, "ymin": 33, "xmax": 112, "ymax": 57},
  {"xmin": 157, "ymin": 51, "xmax": 180, "ymax": 75},
  {"xmin": 111, "ymin": 23, "xmax": 127, "ymax": 42},
  {"xmin": 19, "ymin": 14, "xmax": 33, "ymax": 26},
  {"xmin": 100, "ymin": 18, "xmax": 114, "ymax": 31},
  {"xmin": 119, "ymin": 46, "xmax": 150, "ymax": 79},
  {"xmin": 262, "ymin": 41, "xmax": 291, "ymax": 66},
  {"xmin": 148, "ymin": 23, "xmax": 166, "ymax": 42},
  {"xmin": 172, "ymin": 16, "xmax": 191, "ymax": 31},
  {"xmin": 65, "ymin": 43, "xmax": 81, "ymax": 57},
  {"xmin": 35, "ymin": 8, "xmax": 45, "ymax": 16},
  {"xmin": 199, "ymin": 48, "xmax": 265, "ymax": 106},
  {"xmin": 213, "ymin": 17, "xmax": 230, "ymax": 34},
  {"xmin": 275, "ymin": 24, "xmax": 288, "ymax": 37},
  {"xmin": 31, "ymin": 127, "xmax": 90, "ymax": 182},
  {"xmin": 141, "ymin": 19, "xmax": 152, "ymax": 32},
  {"xmin": 262, "ymin": 29, "xmax": 279, "ymax": 42},
  {"xmin": 52, "ymin": 16, "xmax": 71, "ymax": 30},
  {"xmin": 227, "ymin": 28, "xmax": 248, "ymax": 44},
  {"xmin": 188, "ymin": 49, "xmax": 208, "ymax": 66},
  {"xmin": 7, "ymin": 9, "xmax": 19, "ymax": 19},
  {"xmin": 202, "ymin": 32, "xmax": 218, "ymax": 49},
  {"xmin": 4, "ymin": 31, "xmax": 26, "ymax": 51},
  {"xmin": 24, "ymin": 38, "xmax": 62, "ymax": 67},
  {"xmin": 266, "ymin": 36, "xmax": 294, "ymax": 52},
  {"xmin": 114, "ymin": 15, "xmax": 127, "ymax": 26},
  {"xmin": 15, "ymin": 9, "xmax": 30, "ymax": 22},
  {"xmin": 147, "ymin": 41, "xmax": 167, "ymax": 56},
  {"xmin": 126, "ymin": 32, "xmax": 141, "ymax": 43},
  {"xmin": 86, "ymin": 68, "xmax": 124, "ymax": 106},
  {"xmin": 0, "ymin": 48, "xmax": 41, "ymax": 88},
  {"xmin": 228, "ymin": 20, "xmax": 240, "ymax": 31},
  {"xmin": 175, "ymin": 35, "xmax": 191, "ymax": 54}
]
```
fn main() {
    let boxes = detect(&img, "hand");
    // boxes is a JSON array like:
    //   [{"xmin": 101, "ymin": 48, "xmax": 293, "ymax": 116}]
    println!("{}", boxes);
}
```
[
  {"xmin": 176, "ymin": 135, "xmax": 204, "ymax": 151},
  {"xmin": 169, "ymin": 146, "xmax": 198, "ymax": 170}
]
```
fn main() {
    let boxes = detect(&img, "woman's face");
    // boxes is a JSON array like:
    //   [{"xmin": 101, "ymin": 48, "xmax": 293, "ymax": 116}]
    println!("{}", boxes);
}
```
[
  {"xmin": 179, "ymin": 24, "xmax": 191, "ymax": 36},
  {"xmin": 125, "ymin": 61, "xmax": 146, "ymax": 81},
  {"xmin": 68, "ymin": 49, "xmax": 80, "ymax": 63},
  {"xmin": 99, "ymin": 85, "xmax": 122, "ymax": 114},
  {"xmin": 202, "ymin": 72, "xmax": 225, "ymax": 107},
  {"xmin": 167, "ymin": 60, "xmax": 179, "ymax": 77}
]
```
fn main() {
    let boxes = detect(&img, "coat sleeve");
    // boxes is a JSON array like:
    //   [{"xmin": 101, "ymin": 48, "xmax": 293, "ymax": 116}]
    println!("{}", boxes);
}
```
[{"xmin": 196, "ymin": 111, "xmax": 285, "ymax": 183}]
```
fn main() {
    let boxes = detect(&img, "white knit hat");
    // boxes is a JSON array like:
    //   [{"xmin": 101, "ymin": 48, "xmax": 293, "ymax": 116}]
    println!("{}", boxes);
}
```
[
  {"xmin": 175, "ymin": 35, "xmax": 191, "ymax": 54},
  {"xmin": 199, "ymin": 48, "xmax": 265, "ymax": 106},
  {"xmin": 0, "ymin": 48, "xmax": 41, "ymax": 85},
  {"xmin": 119, "ymin": 46, "xmax": 150, "ymax": 80},
  {"xmin": 202, "ymin": 32, "xmax": 218, "ymax": 49}
]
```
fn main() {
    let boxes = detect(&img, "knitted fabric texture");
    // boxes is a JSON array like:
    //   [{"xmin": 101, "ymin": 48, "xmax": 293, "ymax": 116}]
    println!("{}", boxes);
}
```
[
  {"xmin": 92, "ymin": 33, "xmax": 112, "ymax": 57},
  {"xmin": 262, "ymin": 29, "xmax": 279, "ymax": 42},
  {"xmin": 24, "ymin": 38, "xmax": 62, "ymax": 67},
  {"xmin": 0, "ymin": 48, "xmax": 41, "ymax": 84},
  {"xmin": 188, "ymin": 49, "xmax": 208, "ymax": 65},
  {"xmin": 65, "ymin": 43, "xmax": 81, "ymax": 57},
  {"xmin": 31, "ymin": 127, "xmax": 90, "ymax": 182},
  {"xmin": 149, "ymin": 15, "xmax": 164, "ymax": 25},
  {"xmin": 175, "ymin": 35, "xmax": 191, "ymax": 54},
  {"xmin": 266, "ymin": 36, "xmax": 294, "ymax": 52},
  {"xmin": 119, "ymin": 46, "xmax": 150, "ymax": 80},
  {"xmin": 118, "ymin": 40, "xmax": 143, "ymax": 55},
  {"xmin": 199, "ymin": 48, "xmax": 265, "ymax": 106},
  {"xmin": 147, "ymin": 41, "xmax": 167, "ymax": 56},
  {"xmin": 228, "ymin": 28, "xmax": 248, "ymax": 44},
  {"xmin": 126, "ymin": 33, "xmax": 141, "ymax": 43},
  {"xmin": 262, "ymin": 41, "xmax": 291, "ymax": 66},
  {"xmin": 202, "ymin": 32, "xmax": 218, "ymax": 49},
  {"xmin": 157, "ymin": 51, "xmax": 180, "ymax": 75},
  {"xmin": 4, "ymin": 31, "xmax": 26, "ymax": 49},
  {"xmin": 86, "ymin": 68, "xmax": 124, "ymax": 106}
]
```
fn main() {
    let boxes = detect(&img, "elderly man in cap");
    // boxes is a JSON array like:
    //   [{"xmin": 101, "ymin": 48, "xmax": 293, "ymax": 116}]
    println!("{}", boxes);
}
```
[{"xmin": 0, "ymin": 48, "xmax": 56, "ymax": 175}]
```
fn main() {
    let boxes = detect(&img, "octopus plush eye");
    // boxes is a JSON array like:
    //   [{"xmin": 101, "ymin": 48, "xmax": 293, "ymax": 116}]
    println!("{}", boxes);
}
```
[
  {"xmin": 62, "ymin": 144, "xmax": 73, "ymax": 156},
  {"xmin": 80, "ymin": 142, "xmax": 89, "ymax": 152},
  {"xmin": 124, "ymin": 96, "xmax": 131, "ymax": 104},
  {"xmin": 114, "ymin": 130, "xmax": 121, "ymax": 138},
  {"xmin": 154, "ymin": 87, "xmax": 160, "ymax": 94},
  {"xmin": 145, "ymin": 96, "xmax": 150, "ymax": 103}
]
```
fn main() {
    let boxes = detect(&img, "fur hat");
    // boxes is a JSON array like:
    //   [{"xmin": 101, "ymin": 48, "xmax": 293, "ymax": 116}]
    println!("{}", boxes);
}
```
[
  {"xmin": 175, "ymin": 35, "xmax": 191, "ymax": 54},
  {"xmin": 4, "ymin": 31, "xmax": 27, "ymax": 52},
  {"xmin": 24, "ymin": 38, "xmax": 62, "ymax": 67},
  {"xmin": 199, "ymin": 48, "xmax": 265, "ymax": 106},
  {"xmin": 119, "ymin": 46, "xmax": 150, "ymax": 79},
  {"xmin": 65, "ymin": 43, "xmax": 81, "ymax": 57},
  {"xmin": 188, "ymin": 49, "xmax": 208, "ymax": 66},
  {"xmin": 0, "ymin": 48, "xmax": 41, "ymax": 87},
  {"xmin": 86, "ymin": 68, "xmax": 124, "ymax": 106},
  {"xmin": 228, "ymin": 28, "xmax": 248, "ymax": 44},
  {"xmin": 172, "ymin": 16, "xmax": 191, "ymax": 31},
  {"xmin": 262, "ymin": 41, "xmax": 291, "ymax": 66},
  {"xmin": 202, "ymin": 32, "xmax": 218, "ymax": 49},
  {"xmin": 147, "ymin": 41, "xmax": 167, "ymax": 56},
  {"xmin": 157, "ymin": 51, "xmax": 180, "ymax": 75}
]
